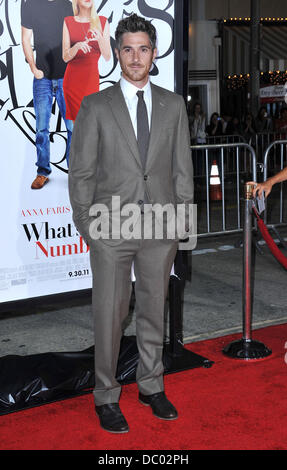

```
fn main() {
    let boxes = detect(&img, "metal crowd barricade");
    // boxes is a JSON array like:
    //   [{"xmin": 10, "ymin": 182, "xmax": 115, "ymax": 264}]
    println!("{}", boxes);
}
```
[
  {"xmin": 192, "ymin": 135, "xmax": 247, "ymax": 178},
  {"xmin": 255, "ymin": 131, "xmax": 287, "ymax": 167},
  {"xmin": 191, "ymin": 142, "xmax": 257, "ymax": 237}
]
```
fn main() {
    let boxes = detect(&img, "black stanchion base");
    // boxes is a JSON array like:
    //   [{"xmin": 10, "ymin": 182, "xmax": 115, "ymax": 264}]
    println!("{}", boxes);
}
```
[
  {"xmin": 223, "ymin": 338, "xmax": 272, "ymax": 360},
  {"xmin": 163, "ymin": 343, "xmax": 214, "ymax": 373},
  {"xmin": 113, "ymin": 336, "xmax": 214, "ymax": 384}
]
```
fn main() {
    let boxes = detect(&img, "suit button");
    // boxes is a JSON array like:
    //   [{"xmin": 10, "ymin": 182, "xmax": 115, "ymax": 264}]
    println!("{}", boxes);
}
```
[{"xmin": 144, "ymin": 175, "xmax": 148, "ymax": 181}]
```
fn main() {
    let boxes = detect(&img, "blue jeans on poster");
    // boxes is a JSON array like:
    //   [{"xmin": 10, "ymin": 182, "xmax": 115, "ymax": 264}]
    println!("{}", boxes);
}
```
[{"xmin": 33, "ymin": 77, "xmax": 73, "ymax": 176}]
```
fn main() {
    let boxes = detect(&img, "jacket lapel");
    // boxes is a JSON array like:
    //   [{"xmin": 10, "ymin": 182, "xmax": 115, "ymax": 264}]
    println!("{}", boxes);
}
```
[
  {"xmin": 106, "ymin": 82, "xmax": 167, "ymax": 171},
  {"xmin": 146, "ymin": 84, "xmax": 166, "ymax": 170},
  {"xmin": 107, "ymin": 82, "xmax": 142, "ymax": 168}
]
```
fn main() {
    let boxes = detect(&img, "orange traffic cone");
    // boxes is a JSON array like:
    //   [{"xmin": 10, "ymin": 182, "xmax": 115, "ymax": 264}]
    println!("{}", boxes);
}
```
[{"xmin": 210, "ymin": 159, "xmax": 222, "ymax": 201}]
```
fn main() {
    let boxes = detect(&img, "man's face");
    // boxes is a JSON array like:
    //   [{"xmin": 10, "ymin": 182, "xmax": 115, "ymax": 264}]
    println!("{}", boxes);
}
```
[{"xmin": 115, "ymin": 32, "xmax": 157, "ymax": 88}]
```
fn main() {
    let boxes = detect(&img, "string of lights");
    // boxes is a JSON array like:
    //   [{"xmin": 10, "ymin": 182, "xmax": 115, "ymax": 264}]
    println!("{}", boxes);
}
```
[
  {"xmin": 226, "ymin": 72, "xmax": 287, "ymax": 90},
  {"xmin": 223, "ymin": 18, "xmax": 287, "ymax": 23}
]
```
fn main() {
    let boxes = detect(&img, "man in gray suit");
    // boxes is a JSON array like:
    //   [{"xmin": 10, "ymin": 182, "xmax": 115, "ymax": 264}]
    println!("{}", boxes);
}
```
[{"xmin": 69, "ymin": 14, "xmax": 193, "ymax": 433}]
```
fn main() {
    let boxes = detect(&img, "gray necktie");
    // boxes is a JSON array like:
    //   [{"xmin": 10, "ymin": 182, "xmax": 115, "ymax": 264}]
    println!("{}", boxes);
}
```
[{"xmin": 136, "ymin": 90, "xmax": 149, "ymax": 170}]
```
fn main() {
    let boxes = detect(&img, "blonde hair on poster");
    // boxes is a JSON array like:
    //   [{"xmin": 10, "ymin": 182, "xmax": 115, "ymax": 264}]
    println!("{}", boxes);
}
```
[{"xmin": 72, "ymin": 0, "xmax": 102, "ymax": 32}]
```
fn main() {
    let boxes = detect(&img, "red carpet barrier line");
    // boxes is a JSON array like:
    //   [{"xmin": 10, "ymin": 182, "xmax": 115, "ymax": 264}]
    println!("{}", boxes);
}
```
[{"xmin": 252, "ymin": 206, "xmax": 287, "ymax": 270}]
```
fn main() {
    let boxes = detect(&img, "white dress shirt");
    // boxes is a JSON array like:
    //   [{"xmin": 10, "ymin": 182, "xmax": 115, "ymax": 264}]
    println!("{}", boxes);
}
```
[{"xmin": 119, "ymin": 76, "xmax": 152, "ymax": 138}]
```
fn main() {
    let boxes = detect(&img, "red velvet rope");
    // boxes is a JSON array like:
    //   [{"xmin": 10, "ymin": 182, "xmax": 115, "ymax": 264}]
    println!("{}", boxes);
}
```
[{"xmin": 252, "ymin": 206, "xmax": 287, "ymax": 270}]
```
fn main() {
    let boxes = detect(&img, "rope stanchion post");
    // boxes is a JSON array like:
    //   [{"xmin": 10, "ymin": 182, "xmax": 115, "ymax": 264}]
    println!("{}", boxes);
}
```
[{"xmin": 223, "ymin": 183, "xmax": 272, "ymax": 359}]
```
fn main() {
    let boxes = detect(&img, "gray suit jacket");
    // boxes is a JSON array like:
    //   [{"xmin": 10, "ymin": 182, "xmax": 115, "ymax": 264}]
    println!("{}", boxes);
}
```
[{"xmin": 68, "ymin": 81, "xmax": 194, "ymax": 245}]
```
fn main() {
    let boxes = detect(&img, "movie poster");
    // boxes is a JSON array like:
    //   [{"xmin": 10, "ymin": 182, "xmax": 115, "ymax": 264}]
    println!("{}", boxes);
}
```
[{"xmin": 0, "ymin": 0, "xmax": 175, "ymax": 303}]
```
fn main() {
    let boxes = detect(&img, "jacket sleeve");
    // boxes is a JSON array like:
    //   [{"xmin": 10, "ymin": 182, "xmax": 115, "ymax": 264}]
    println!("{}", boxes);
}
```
[
  {"xmin": 172, "ymin": 96, "xmax": 194, "ymax": 238},
  {"xmin": 68, "ymin": 96, "xmax": 98, "ymax": 244},
  {"xmin": 173, "ymin": 96, "xmax": 194, "ymax": 204}
]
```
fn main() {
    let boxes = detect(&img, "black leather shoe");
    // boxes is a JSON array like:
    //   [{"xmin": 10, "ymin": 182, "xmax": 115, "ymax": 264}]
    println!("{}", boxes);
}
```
[
  {"xmin": 95, "ymin": 403, "xmax": 129, "ymax": 433},
  {"xmin": 139, "ymin": 391, "xmax": 178, "ymax": 420}
]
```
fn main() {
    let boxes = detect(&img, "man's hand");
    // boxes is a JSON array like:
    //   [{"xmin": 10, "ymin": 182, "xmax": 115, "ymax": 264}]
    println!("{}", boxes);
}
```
[
  {"xmin": 247, "ymin": 180, "xmax": 273, "ymax": 199},
  {"xmin": 248, "ymin": 167, "xmax": 287, "ymax": 199},
  {"xmin": 21, "ymin": 27, "xmax": 44, "ymax": 79},
  {"xmin": 32, "ymin": 67, "xmax": 44, "ymax": 79}
]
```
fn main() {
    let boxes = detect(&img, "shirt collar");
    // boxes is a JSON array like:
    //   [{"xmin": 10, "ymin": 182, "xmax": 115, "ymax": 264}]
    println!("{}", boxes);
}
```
[{"xmin": 120, "ymin": 76, "xmax": 151, "ymax": 101}]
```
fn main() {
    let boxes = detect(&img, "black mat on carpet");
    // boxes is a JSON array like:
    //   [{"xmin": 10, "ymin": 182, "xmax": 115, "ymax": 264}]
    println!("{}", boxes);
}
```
[{"xmin": 0, "ymin": 335, "xmax": 213, "ymax": 415}]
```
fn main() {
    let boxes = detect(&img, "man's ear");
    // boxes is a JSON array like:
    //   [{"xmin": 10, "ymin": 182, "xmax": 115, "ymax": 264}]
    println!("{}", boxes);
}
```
[
  {"xmin": 115, "ymin": 48, "xmax": 120, "ymax": 61},
  {"xmin": 152, "ymin": 47, "xmax": 158, "ymax": 62}
]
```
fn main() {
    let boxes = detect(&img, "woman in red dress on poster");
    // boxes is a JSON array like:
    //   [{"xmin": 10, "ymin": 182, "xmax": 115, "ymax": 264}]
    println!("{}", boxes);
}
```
[{"xmin": 62, "ymin": 0, "xmax": 111, "ymax": 121}]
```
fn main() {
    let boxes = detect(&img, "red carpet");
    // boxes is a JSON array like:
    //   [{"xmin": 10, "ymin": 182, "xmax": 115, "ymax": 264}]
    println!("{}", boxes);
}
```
[{"xmin": 0, "ymin": 323, "xmax": 287, "ymax": 450}]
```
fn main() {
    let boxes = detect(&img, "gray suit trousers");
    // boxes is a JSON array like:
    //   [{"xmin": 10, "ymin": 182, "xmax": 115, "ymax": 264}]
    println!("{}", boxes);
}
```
[{"xmin": 89, "ymin": 236, "xmax": 178, "ymax": 406}]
